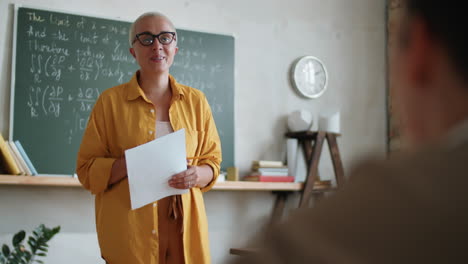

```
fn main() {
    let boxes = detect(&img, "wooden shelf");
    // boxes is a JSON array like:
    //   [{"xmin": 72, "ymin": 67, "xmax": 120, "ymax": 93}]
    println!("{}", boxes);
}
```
[
  {"xmin": 0, "ymin": 175, "xmax": 81, "ymax": 187},
  {"xmin": 0, "ymin": 175, "xmax": 333, "ymax": 191}
]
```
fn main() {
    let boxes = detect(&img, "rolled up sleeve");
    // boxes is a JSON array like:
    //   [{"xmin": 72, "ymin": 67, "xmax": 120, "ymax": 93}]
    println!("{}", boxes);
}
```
[
  {"xmin": 198, "ymin": 96, "xmax": 222, "ymax": 192},
  {"xmin": 76, "ymin": 97, "xmax": 114, "ymax": 195}
]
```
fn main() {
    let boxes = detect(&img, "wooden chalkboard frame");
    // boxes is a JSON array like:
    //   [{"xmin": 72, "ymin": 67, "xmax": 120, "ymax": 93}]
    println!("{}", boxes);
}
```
[{"xmin": 9, "ymin": 4, "xmax": 235, "ymax": 175}]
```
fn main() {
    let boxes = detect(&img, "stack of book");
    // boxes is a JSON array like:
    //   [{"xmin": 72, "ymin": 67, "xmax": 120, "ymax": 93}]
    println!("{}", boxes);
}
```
[
  {"xmin": 0, "ymin": 134, "xmax": 38, "ymax": 176},
  {"xmin": 244, "ymin": 160, "xmax": 294, "ymax": 182}
]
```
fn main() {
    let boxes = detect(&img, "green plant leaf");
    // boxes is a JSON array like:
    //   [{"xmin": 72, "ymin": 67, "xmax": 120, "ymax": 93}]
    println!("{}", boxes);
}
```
[
  {"xmin": 28, "ymin": 240, "xmax": 36, "ymax": 247},
  {"xmin": 21, "ymin": 256, "xmax": 29, "ymax": 264},
  {"xmin": 37, "ymin": 246, "xmax": 47, "ymax": 252},
  {"xmin": 24, "ymin": 251, "xmax": 32, "ymax": 262},
  {"xmin": 14, "ymin": 253, "xmax": 22, "ymax": 262},
  {"xmin": 27, "ymin": 240, "xmax": 35, "ymax": 249},
  {"xmin": 35, "ymin": 260, "xmax": 44, "ymax": 264},
  {"xmin": 12, "ymin": 231, "xmax": 26, "ymax": 246},
  {"xmin": 2, "ymin": 225, "xmax": 60, "ymax": 264},
  {"xmin": 1, "ymin": 245, "xmax": 9, "ymax": 257}
]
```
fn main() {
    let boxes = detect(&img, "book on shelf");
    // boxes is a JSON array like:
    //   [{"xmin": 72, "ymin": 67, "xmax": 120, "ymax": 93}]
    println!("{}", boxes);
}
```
[
  {"xmin": 14, "ymin": 140, "xmax": 38, "ymax": 175},
  {"xmin": 9, "ymin": 141, "xmax": 33, "ymax": 176},
  {"xmin": 0, "ymin": 134, "xmax": 21, "ymax": 175},
  {"xmin": 243, "ymin": 175, "xmax": 295, "ymax": 182},
  {"xmin": 250, "ymin": 171, "xmax": 289, "ymax": 177},
  {"xmin": 244, "ymin": 175, "xmax": 333, "ymax": 187},
  {"xmin": 254, "ymin": 167, "xmax": 288, "ymax": 173},
  {"xmin": 4, "ymin": 142, "xmax": 23, "ymax": 175},
  {"xmin": 6, "ymin": 141, "xmax": 27, "ymax": 175},
  {"xmin": 252, "ymin": 160, "xmax": 284, "ymax": 168}
]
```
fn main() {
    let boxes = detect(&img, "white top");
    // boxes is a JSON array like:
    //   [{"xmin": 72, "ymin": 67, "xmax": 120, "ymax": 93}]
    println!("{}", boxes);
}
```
[{"xmin": 156, "ymin": 121, "xmax": 174, "ymax": 138}]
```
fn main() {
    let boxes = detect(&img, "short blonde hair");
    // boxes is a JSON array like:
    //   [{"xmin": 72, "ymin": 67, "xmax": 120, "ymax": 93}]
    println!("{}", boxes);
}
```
[{"xmin": 128, "ymin": 12, "xmax": 177, "ymax": 46}]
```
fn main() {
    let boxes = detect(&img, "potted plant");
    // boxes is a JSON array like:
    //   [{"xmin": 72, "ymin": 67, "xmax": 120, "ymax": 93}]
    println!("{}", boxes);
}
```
[{"xmin": 0, "ymin": 225, "xmax": 60, "ymax": 264}]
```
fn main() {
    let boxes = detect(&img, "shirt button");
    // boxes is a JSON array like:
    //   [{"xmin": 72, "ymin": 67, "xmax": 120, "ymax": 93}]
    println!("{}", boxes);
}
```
[
  {"xmin": 153, "ymin": 203, "xmax": 157, "ymax": 207},
  {"xmin": 150, "ymin": 109, "xmax": 155, "ymax": 113},
  {"xmin": 152, "ymin": 230, "xmax": 156, "ymax": 235},
  {"xmin": 149, "ymin": 130, "xmax": 153, "ymax": 135}
]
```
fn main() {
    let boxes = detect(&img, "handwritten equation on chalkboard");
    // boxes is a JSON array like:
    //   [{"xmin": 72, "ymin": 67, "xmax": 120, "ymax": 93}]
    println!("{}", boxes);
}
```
[
  {"xmin": 173, "ymin": 42, "xmax": 226, "ymax": 123},
  {"xmin": 20, "ymin": 10, "xmax": 135, "ymax": 147}
]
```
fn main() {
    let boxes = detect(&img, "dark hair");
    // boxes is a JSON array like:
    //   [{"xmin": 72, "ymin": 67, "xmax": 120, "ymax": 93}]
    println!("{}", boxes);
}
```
[{"xmin": 406, "ymin": 0, "xmax": 468, "ymax": 79}]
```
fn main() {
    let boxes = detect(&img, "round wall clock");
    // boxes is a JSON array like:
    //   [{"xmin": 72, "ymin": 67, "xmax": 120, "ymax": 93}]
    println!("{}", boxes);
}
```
[{"xmin": 290, "ymin": 56, "xmax": 328, "ymax": 99}]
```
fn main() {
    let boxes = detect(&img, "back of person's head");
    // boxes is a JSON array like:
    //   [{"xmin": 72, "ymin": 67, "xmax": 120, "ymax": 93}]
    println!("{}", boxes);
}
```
[
  {"xmin": 392, "ymin": 1, "xmax": 468, "ymax": 148},
  {"xmin": 405, "ymin": 0, "xmax": 468, "ymax": 81}
]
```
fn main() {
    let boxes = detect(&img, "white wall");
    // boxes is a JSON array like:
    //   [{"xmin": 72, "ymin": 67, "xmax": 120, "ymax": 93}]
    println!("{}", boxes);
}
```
[{"xmin": 0, "ymin": 0, "xmax": 387, "ymax": 263}]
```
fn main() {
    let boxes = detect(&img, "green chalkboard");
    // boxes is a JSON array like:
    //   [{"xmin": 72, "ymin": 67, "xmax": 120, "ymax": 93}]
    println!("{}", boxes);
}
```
[{"xmin": 11, "ymin": 6, "xmax": 234, "ymax": 175}]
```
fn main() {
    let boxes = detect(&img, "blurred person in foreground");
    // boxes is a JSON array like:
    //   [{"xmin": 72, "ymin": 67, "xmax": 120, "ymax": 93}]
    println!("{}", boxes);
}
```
[{"xmin": 235, "ymin": 0, "xmax": 468, "ymax": 263}]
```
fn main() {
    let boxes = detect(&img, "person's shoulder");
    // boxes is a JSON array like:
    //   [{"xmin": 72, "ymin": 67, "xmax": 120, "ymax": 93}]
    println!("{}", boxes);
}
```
[
  {"xmin": 283, "ymin": 143, "xmax": 468, "ymax": 232},
  {"xmin": 177, "ymin": 83, "xmax": 207, "ymax": 101},
  {"xmin": 174, "ymin": 82, "xmax": 209, "ymax": 111},
  {"xmin": 97, "ymin": 81, "xmax": 129, "ymax": 102},
  {"xmin": 349, "ymin": 142, "xmax": 468, "ymax": 195}
]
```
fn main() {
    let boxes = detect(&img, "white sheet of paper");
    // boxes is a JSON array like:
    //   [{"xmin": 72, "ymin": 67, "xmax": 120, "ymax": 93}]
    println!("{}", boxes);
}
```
[{"xmin": 125, "ymin": 129, "xmax": 188, "ymax": 210}]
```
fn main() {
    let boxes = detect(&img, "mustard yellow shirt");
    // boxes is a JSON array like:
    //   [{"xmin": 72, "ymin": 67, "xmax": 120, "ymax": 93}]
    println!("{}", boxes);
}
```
[{"xmin": 76, "ymin": 73, "xmax": 222, "ymax": 264}]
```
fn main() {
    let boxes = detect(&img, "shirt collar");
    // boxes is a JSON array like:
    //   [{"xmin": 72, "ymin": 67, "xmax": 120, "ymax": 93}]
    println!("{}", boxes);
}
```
[
  {"xmin": 168, "ymin": 74, "xmax": 185, "ymax": 101},
  {"xmin": 126, "ymin": 71, "xmax": 185, "ymax": 101}
]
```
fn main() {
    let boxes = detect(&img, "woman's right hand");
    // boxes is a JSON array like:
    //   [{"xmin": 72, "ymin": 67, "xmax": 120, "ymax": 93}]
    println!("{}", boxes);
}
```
[{"xmin": 109, "ymin": 155, "xmax": 127, "ymax": 186}]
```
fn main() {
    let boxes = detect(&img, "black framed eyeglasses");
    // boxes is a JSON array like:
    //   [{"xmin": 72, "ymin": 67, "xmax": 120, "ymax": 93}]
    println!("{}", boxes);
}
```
[{"xmin": 132, "ymin": 31, "xmax": 176, "ymax": 46}]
